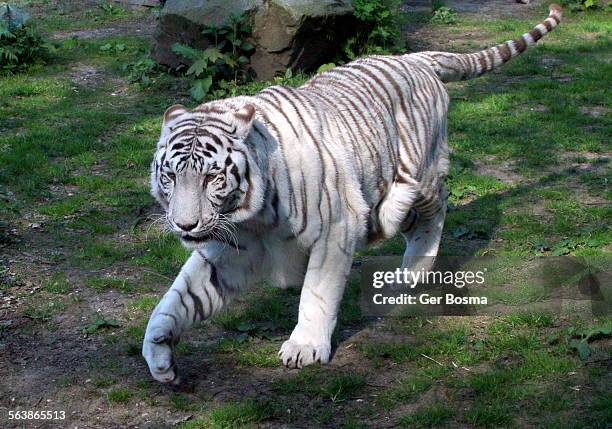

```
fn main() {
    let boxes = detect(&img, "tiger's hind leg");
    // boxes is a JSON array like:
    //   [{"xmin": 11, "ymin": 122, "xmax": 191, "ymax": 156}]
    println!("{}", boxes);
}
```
[{"xmin": 400, "ymin": 185, "xmax": 448, "ymax": 272}]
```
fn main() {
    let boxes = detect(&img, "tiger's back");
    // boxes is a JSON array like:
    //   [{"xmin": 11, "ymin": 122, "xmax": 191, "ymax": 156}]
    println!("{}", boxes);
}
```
[{"xmin": 249, "ymin": 53, "xmax": 450, "ymax": 247}]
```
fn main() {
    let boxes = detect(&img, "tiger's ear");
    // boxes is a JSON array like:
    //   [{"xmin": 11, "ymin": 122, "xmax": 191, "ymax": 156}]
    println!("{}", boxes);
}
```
[
  {"xmin": 233, "ymin": 104, "xmax": 256, "ymax": 139},
  {"xmin": 162, "ymin": 104, "xmax": 188, "ymax": 128}
]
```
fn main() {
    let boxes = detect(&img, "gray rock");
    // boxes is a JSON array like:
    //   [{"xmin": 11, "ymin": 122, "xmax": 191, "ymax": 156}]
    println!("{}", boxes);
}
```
[
  {"xmin": 1, "ymin": 4, "xmax": 31, "ymax": 30},
  {"xmin": 151, "ymin": 0, "xmax": 260, "ymax": 69},
  {"xmin": 151, "ymin": 0, "xmax": 358, "ymax": 80}
]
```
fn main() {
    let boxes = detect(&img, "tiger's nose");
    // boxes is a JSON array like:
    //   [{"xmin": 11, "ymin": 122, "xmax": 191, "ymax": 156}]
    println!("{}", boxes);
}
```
[{"xmin": 176, "ymin": 221, "xmax": 199, "ymax": 232}]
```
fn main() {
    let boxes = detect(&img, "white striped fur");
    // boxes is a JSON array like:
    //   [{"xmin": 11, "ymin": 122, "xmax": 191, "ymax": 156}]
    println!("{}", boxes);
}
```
[{"xmin": 143, "ymin": 5, "xmax": 562, "ymax": 383}]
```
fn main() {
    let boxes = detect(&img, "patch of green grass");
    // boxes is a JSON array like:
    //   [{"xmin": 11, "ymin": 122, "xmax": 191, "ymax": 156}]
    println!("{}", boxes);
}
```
[
  {"xmin": 528, "ymin": 390, "xmax": 572, "ymax": 414},
  {"xmin": 170, "ymin": 393, "xmax": 192, "ymax": 411},
  {"xmin": 127, "ymin": 296, "xmax": 159, "ymax": 313},
  {"xmin": 35, "ymin": 2, "xmax": 140, "ymax": 34},
  {"xmin": 501, "ymin": 312, "xmax": 555, "ymax": 328},
  {"xmin": 341, "ymin": 419, "xmax": 370, "ymax": 429},
  {"xmin": 132, "ymin": 233, "xmax": 189, "ymax": 277},
  {"xmin": 177, "ymin": 399, "xmax": 273, "ymax": 429},
  {"xmin": 23, "ymin": 299, "xmax": 66, "ymax": 320},
  {"xmin": 87, "ymin": 276, "xmax": 139, "ymax": 293},
  {"xmin": 39, "ymin": 195, "xmax": 88, "ymax": 217},
  {"xmin": 588, "ymin": 391, "xmax": 612, "ymax": 426},
  {"xmin": 377, "ymin": 376, "xmax": 432, "ymax": 410},
  {"xmin": 212, "ymin": 287, "xmax": 299, "ymax": 333},
  {"xmin": 464, "ymin": 398, "xmax": 514, "ymax": 428},
  {"xmin": 322, "ymin": 373, "xmax": 366, "ymax": 402},
  {"xmin": 358, "ymin": 340, "xmax": 419, "ymax": 363},
  {"xmin": 42, "ymin": 273, "xmax": 71, "ymax": 294},
  {"xmin": 77, "ymin": 239, "xmax": 130, "ymax": 268},
  {"xmin": 92, "ymin": 376, "xmax": 115, "ymax": 388},
  {"xmin": 273, "ymin": 368, "xmax": 366, "ymax": 402},
  {"xmin": 416, "ymin": 326, "xmax": 476, "ymax": 365},
  {"xmin": 399, "ymin": 403, "xmax": 455, "ymax": 428},
  {"xmin": 106, "ymin": 388, "xmax": 132, "ymax": 404},
  {"xmin": 215, "ymin": 338, "xmax": 279, "ymax": 367}
]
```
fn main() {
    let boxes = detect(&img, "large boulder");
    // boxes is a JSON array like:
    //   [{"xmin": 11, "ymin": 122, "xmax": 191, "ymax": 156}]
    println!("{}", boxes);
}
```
[
  {"xmin": 0, "ymin": 4, "xmax": 31, "ymax": 30},
  {"xmin": 151, "ymin": 0, "xmax": 358, "ymax": 81}
]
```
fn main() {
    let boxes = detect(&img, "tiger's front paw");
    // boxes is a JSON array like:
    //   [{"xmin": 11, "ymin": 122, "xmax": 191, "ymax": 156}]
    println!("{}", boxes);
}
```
[
  {"xmin": 279, "ymin": 339, "xmax": 331, "ymax": 369},
  {"xmin": 142, "ymin": 326, "xmax": 180, "ymax": 384}
]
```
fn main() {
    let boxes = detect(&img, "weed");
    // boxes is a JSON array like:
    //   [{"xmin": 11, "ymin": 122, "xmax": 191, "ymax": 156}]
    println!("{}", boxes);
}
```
[
  {"xmin": 98, "ymin": 4, "xmax": 128, "ymax": 18},
  {"xmin": 567, "ymin": 324, "xmax": 612, "ymax": 359},
  {"xmin": 23, "ymin": 299, "xmax": 65, "ymax": 320},
  {"xmin": 99, "ymin": 42, "xmax": 126, "ymax": 54},
  {"xmin": 106, "ymin": 388, "xmax": 132, "ymax": 404},
  {"xmin": 431, "ymin": 6, "xmax": 458, "ymax": 25},
  {"xmin": 0, "ymin": 5, "xmax": 51, "ymax": 73},
  {"xmin": 43, "ymin": 273, "xmax": 71, "ymax": 294},
  {"xmin": 81, "ymin": 316, "xmax": 120, "ymax": 334},
  {"xmin": 559, "ymin": 0, "xmax": 609, "ymax": 12},
  {"xmin": 345, "ymin": 0, "xmax": 406, "ymax": 57},
  {"xmin": 122, "ymin": 56, "xmax": 162, "ymax": 87},
  {"xmin": 172, "ymin": 13, "xmax": 254, "ymax": 101}
]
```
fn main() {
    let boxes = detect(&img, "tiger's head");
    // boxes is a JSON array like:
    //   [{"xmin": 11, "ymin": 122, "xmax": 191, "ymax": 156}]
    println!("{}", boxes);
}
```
[{"xmin": 151, "ymin": 101, "xmax": 265, "ymax": 247}]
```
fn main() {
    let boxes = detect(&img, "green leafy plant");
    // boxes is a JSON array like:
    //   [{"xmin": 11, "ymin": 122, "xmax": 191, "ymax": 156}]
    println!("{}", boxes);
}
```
[
  {"xmin": 122, "ymin": 56, "xmax": 161, "ymax": 87},
  {"xmin": 98, "ymin": 3, "xmax": 128, "ymax": 17},
  {"xmin": 99, "ymin": 42, "xmax": 126, "ymax": 53},
  {"xmin": 559, "ymin": 0, "xmax": 608, "ymax": 12},
  {"xmin": 81, "ymin": 316, "xmax": 120, "ymax": 334},
  {"xmin": 316, "ymin": 63, "xmax": 336, "ymax": 74},
  {"xmin": 0, "ymin": 5, "xmax": 50, "ymax": 73},
  {"xmin": 567, "ymin": 325, "xmax": 611, "ymax": 359},
  {"xmin": 431, "ymin": 6, "xmax": 457, "ymax": 25},
  {"xmin": 172, "ymin": 13, "xmax": 254, "ymax": 101},
  {"xmin": 345, "ymin": 0, "xmax": 406, "ymax": 58}
]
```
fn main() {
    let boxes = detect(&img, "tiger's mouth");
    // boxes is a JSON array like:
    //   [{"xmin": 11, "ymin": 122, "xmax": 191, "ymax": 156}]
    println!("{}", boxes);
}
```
[{"xmin": 181, "ymin": 232, "xmax": 215, "ymax": 243}]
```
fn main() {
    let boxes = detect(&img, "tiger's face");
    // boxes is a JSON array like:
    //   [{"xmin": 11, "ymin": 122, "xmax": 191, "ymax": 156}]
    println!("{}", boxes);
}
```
[{"xmin": 151, "ymin": 102, "xmax": 263, "ymax": 248}]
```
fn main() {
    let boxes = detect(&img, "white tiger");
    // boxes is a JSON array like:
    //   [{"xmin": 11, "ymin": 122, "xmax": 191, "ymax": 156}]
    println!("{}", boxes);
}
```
[{"xmin": 142, "ymin": 5, "xmax": 562, "ymax": 383}]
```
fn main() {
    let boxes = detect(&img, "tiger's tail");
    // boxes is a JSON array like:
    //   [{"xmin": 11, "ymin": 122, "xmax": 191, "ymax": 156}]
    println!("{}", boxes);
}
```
[{"xmin": 415, "ymin": 4, "xmax": 563, "ymax": 83}]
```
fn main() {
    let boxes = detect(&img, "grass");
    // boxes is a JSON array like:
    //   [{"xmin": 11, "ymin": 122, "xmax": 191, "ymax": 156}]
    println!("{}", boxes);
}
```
[
  {"xmin": 215, "ymin": 338, "xmax": 280, "ymax": 367},
  {"xmin": 273, "ymin": 367, "xmax": 366, "ymax": 402},
  {"xmin": 176, "ymin": 400, "xmax": 273, "ymax": 429},
  {"xmin": 1, "ymin": 1, "xmax": 610, "ymax": 428},
  {"xmin": 87, "ymin": 275, "xmax": 146, "ymax": 293},
  {"xmin": 399, "ymin": 403, "xmax": 455, "ymax": 428},
  {"xmin": 107, "ymin": 388, "xmax": 133, "ymax": 404}
]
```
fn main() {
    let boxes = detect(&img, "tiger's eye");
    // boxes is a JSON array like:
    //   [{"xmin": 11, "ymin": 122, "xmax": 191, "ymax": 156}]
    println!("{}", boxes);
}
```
[
  {"xmin": 167, "ymin": 173, "xmax": 176, "ymax": 182},
  {"xmin": 203, "ymin": 175, "xmax": 211, "ymax": 188}
]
